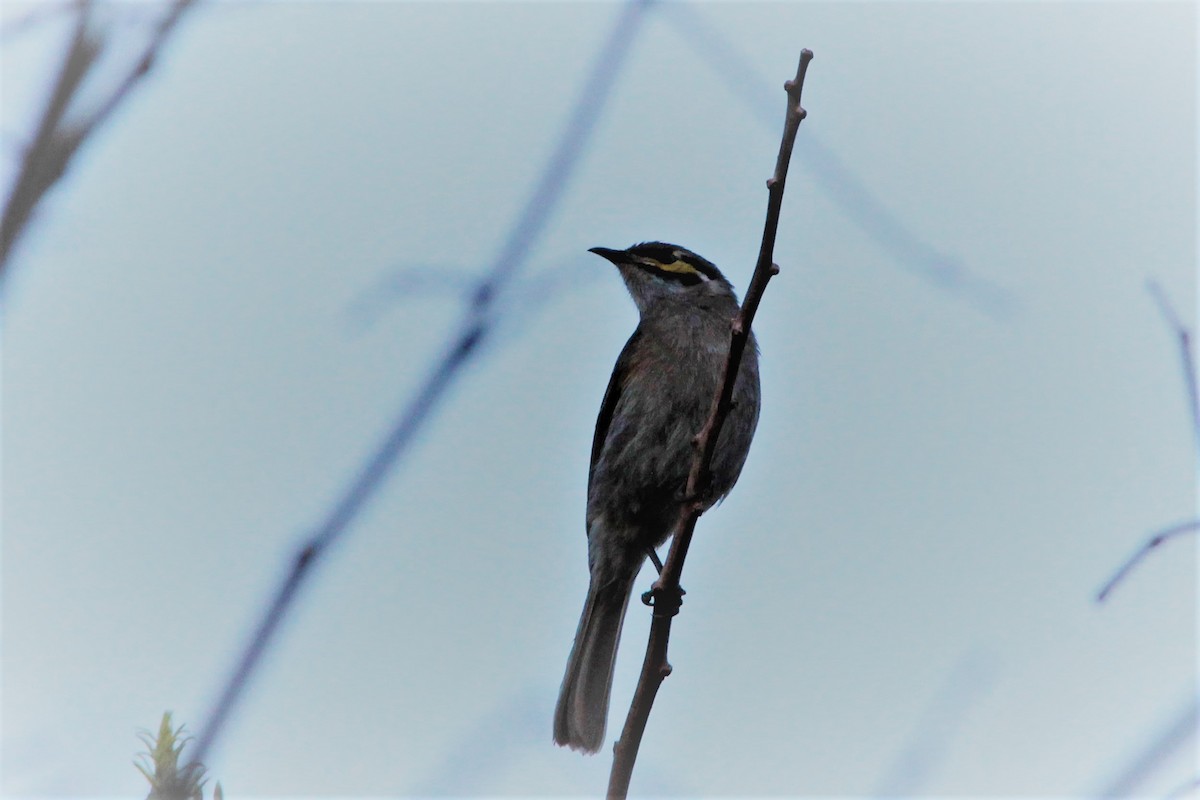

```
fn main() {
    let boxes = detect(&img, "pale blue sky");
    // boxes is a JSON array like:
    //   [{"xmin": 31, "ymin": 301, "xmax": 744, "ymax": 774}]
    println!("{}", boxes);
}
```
[{"xmin": 1, "ymin": 1, "xmax": 1196, "ymax": 796}]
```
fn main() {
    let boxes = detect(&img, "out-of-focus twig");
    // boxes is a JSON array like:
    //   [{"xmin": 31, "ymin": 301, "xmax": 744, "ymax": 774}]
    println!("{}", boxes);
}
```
[
  {"xmin": 347, "ymin": 256, "xmax": 599, "ymax": 340},
  {"xmin": 1096, "ymin": 519, "xmax": 1199, "ymax": 603},
  {"xmin": 0, "ymin": 1, "xmax": 101, "ymax": 274},
  {"xmin": 872, "ymin": 651, "xmax": 1000, "ymax": 796},
  {"xmin": 1147, "ymin": 278, "xmax": 1200, "ymax": 456},
  {"xmin": 606, "ymin": 48, "xmax": 813, "ymax": 799},
  {"xmin": 186, "ymin": 0, "xmax": 653, "ymax": 770},
  {"xmin": 0, "ymin": 0, "xmax": 197, "ymax": 279},
  {"xmin": 75, "ymin": 0, "xmax": 197, "ymax": 144},
  {"xmin": 1096, "ymin": 281, "xmax": 1199, "ymax": 603},
  {"xmin": 1095, "ymin": 695, "xmax": 1199, "ymax": 798},
  {"xmin": 346, "ymin": 264, "xmax": 484, "ymax": 330}
]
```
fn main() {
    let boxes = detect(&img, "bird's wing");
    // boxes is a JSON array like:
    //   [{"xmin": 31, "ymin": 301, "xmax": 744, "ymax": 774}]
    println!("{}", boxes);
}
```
[{"xmin": 588, "ymin": 327, "xmax": 642, "ymax": 497}]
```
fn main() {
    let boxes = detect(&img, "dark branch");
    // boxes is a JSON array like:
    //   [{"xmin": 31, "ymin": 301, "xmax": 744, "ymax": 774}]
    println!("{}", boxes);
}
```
[
  {"xmin": 606, "ymin": 48, "xmax": 813, "ymax": 798},
  {"xmin": 0, "ymin": 3, "xmax": 100, "ymax": 274},
  {"xmin": 0, "ymin": 0, "xmax": 196, "ymax": 278},
  {"xmin": 185, "ymin": 0, "xmax": 651, "ymax": 769},
  {"xmin": 72, "ymin": 0, "xmax": 199, "ymax": 142},
  {"xmin": 1095, "ymin": 519, "xmax": 1200, "ymax": 603},
  {"xmin": 1095, "ymin": 281, "xmax": 1199, "ymax": 603},
  {"xmin": 1147, "ymin": 278, "xmax": 1200, "ymax": 456}
]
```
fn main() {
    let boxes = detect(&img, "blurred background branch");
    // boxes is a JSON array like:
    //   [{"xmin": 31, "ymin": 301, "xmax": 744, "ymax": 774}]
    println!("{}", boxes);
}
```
[
  {"xmin": 1095, "ymin": 697, "xmax": 1199, "ymax": 798},
  {"xmin": 1146, "ymin": 279, "xmax": 1200, "ymax": 458},
  {"xmin": 346, "ymin": 254, "xmax": 600, "ymax": 341},
  {"xmin": 186, "ymin": 0, "xmax": 653, "ymax": 769},
  {"xmin": 1096, "ymin": 518, "xmax": 1199, "ymax": 604},
  {"xmin": 0, "ymin": 0, "xmax": 196, "ymax": 280},
  {"xmin": 1096, "ymin": 281, "xmax": 1199, "ymax": 603}
]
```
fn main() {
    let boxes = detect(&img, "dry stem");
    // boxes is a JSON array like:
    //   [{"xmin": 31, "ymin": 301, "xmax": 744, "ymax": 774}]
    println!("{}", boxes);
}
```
[
  {"xmin": 0, "ymin": 0, "xmax": 196, "ymax": 277},
  {"xmin": 1096, "ymin": 280, "xmax": 1200, "ymax": 603},
  {"xmin": 606, "ymin": 48, "xmax": 813, "ymax": 798}
]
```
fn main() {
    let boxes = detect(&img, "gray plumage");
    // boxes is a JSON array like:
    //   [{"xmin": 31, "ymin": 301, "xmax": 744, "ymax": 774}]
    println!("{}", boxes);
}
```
[{"xmin": 554, "ymin": 242, "xmax": 761, "ymax": 754}]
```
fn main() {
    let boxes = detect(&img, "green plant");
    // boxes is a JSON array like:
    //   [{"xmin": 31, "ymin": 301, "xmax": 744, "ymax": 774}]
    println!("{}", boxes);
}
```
[{"xmin": 134, "ymin": 712, "xmax": 221, "ymax": 800}]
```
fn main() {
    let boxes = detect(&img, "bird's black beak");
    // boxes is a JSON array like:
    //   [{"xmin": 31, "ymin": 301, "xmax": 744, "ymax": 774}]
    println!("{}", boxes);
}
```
[{"xmin": 588, "ymin": 246, "xmax": 625, "ymax": 264}]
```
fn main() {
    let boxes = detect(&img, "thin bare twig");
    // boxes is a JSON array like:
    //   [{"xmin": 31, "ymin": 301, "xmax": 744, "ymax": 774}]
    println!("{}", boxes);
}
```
[
  {"xmin": 0, "ymin": 0, "xmax": 196, "ymax": 278},
  {"xmin": 0, "ymin": 1, "xmax": 101, "ymax": 274},
  {"xmin": 1095, "ymin": 519, "xmax": 1200, "ymax": 603},
  {"xmin": 606, "ymin": 48, "xmax": 813, "ymax": 798},
  {"xmin": 73, "ymin": 0, "xmax": 198, "ymax": 139},
  {"xmin": 1147, "ymin": 278, "xmax": 1200, "ymax": 456},
  {"xmin": 186, "ymin": 0, "xmax": 652, "ymax": 769},
  {"xmin": 1096, "ymin": 281, "xmax": 1200, "ymax": 603}
]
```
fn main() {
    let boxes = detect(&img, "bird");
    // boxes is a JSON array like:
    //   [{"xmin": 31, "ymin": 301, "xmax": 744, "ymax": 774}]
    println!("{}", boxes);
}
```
[{"xmin": 554, "ymin": 241, "xmax": 761, "ymax": 754}]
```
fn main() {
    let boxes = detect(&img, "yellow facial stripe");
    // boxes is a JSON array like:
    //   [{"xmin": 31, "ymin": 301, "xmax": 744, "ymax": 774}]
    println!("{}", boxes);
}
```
[{"xmin": 654, "ymin": 258, "xmax": 699, "ymax": 276}]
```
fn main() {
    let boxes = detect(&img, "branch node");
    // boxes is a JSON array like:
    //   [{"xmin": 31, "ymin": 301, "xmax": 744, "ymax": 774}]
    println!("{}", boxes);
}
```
[
  {"xmin": 295, "ymin": 544, "xmax": 316, "ymax": 569},
  {"xmin": 769, "ymin": 262, "xmax": 780, "ymax": 276},
  {"xmin": 766, "ymin": 176, "xmax": 778, "ymax": 190},
  {"xmin": 1096, "ymin": 518, "xmax": 1200, "ymax": 602}
]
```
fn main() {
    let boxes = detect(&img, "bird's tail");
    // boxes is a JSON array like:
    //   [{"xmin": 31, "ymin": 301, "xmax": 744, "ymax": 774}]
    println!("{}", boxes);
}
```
[{"xmin": 553, "ymin": 568, "xmax": 638, "ymax": 753}]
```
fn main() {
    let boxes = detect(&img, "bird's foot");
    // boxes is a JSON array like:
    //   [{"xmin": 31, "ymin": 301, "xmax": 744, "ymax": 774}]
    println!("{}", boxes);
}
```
[
  {"xmin": 641, "ymin": 584, "xmax": 685, "ymax": 608},
  {"xmin": 645, "ymin": 546, "xmax": 664, "ymax": 574}
]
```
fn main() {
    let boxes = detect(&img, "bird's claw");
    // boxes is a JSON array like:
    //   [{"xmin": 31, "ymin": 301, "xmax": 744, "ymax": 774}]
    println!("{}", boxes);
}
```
[{"xmin": 641, "ymin": 585, "xmax": 686, "ymax": 607}]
